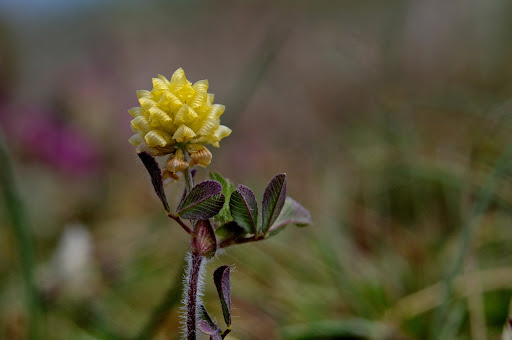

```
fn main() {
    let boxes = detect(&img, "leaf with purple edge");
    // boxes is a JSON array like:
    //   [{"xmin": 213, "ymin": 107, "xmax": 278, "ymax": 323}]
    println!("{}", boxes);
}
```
[
  {"xmin": 213, "ymin": 265, "xmax": 231, "ymax": 327},
  {"xmin": 191, "ymin": 219, "xmax": 217, "ymax": 258},
  {"xmin": 176, "ymin": 180, "xmax": 225, "ymax": 220},
  {"xmin": 137, "ymin": 152, "xmax": 170, "ymax": 212},
  {"xmin": 267, "ymin": 197, "xmax": 312, "ymax": 237},
  {"xmin": 197, "ymin": 304, "xmax": 222, "ymax": 340},
  {"xmin": 229, "ymin": 185, "xmax": 258, "ymax": 234},
  {"xmin": 261, "ymin": 173, "xmax": 287, "ymax": 234}
]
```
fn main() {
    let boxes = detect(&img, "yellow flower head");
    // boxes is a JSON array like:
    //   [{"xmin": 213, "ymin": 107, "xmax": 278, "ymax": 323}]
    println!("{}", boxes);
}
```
[{"xmin": 128, "ymin": 68, "xmax": 231, "ymax": 156}]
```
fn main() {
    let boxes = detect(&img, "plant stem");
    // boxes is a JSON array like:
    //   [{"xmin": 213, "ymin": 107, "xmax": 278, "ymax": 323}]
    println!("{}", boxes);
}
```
[
  {"xmin": 182, "ymin": 150, "xmax": 194, "ymax": 194},
  {"xmin": 168, "ymin": 213, "xmax": 193, "ymax": 234},
  {"xmin": 185, "ymin": 252, "xmax": 204, "ymax": 340},
  {"xmin": 219, "ymin": 234, "xmax": 266, "ymax": 248}
]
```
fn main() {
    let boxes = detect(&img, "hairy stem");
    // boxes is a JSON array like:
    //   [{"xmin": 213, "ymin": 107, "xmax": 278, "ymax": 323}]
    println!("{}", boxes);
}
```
[{"xmin": 185, "ymin": 252, "xmax": 204, "ymax": 340}]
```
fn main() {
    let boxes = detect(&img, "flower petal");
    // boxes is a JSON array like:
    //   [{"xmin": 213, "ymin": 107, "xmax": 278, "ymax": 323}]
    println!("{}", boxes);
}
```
[
  {"xmin": 138, "ymin": 97, "xmax": 157, "ymax": 109},
  {"xmin": 197, "ymin": 118, "xmax": 220, "ymax": 136},
  {"xmin": 128, "ymin": 107, "xmax": 143, "ymax": 117},
  {"xmin": 131, "ymin": 116, "xmax": 150, "ymax": 132},
  {"xmin": 166, "ymin": 148, "xmax": 189, "ymax": 173},
  {"xmin": 128, "ymin": 133, "xmax": 144, "ymax": 146},
  {"xmin": 187, "ymin": 144, "xmax": 212, "ymax": 167},
  {"xmin": 174, "ymin": 104, "xmax": 198, "ymax": 126},
  {"xmin": 137, "ymin": 90, "xmax": 151, "ymax": 98},
  {"xmin": 145, "ymin": 130, "xmax": 172, "ymax": 147},
  {"xmin": 172, "ymin": 124, "xmax": 196, "ymax": 142},
  {"xmin": 206, "ymin": 93, "xmax": 214, "ymax": 105},
  {"xmin": 149, "ymin": 106, "xmax": 172, "ymax": 127},
  {"xmin": 208, "ymin": 104, "xmax": 225, "ymax": 119},
  {"xmin": 169, "ymin": 68, "xmax": 187, "ymax": 91},
  {"xmin": 152, "ymin": 77, "xmax": 169, "ymax": 92},
  {"xmin": 164, "ymin": 91, "xmax": 183, "ymax": 110}
]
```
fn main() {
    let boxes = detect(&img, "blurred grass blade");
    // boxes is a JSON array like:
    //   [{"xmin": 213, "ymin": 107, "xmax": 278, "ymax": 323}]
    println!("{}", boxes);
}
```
[
  {"xmin": 134, "ymin": 256, "xmax": 187, "ymax": 340},
  {"xmin": 281, "ymin": 319, "xmax": 393, "ymax": 340},
  {"xmin": 431, "ymin": 141, "xmax": 512, "ymax": 339},
  {"xmin": 0, "ymin": 129, "xmax": 41, "ymax": 339}
]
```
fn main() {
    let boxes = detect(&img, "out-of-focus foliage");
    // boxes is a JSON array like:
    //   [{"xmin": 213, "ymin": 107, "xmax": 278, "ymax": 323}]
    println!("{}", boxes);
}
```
[{"xmin": 1, "ymin": 1, "xmax": 512, "ymax": 339}]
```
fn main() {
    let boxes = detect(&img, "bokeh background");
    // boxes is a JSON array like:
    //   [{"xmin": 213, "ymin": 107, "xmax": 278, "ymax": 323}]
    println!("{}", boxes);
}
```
[{"xmin": 1, "ymin": 1, "xmax": 512, "ymax": 339}]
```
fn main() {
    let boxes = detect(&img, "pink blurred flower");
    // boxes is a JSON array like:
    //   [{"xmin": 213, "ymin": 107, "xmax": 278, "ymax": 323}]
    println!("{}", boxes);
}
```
[{"xmin": 0, "ymin": 105, "xmax": 101, "ymax": 176}]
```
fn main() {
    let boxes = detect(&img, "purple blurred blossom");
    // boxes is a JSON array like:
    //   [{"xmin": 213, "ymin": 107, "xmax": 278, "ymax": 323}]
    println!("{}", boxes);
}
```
[{"xmin": 0, "ymin": 105, "xmax": 101, "ymax": 177}]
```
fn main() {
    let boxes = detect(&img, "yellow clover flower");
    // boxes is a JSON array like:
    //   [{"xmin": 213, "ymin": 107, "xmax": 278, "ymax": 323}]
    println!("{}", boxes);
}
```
[{"xmin": 128, "ymin": 68, "xmax": 231, "ymax": 159}]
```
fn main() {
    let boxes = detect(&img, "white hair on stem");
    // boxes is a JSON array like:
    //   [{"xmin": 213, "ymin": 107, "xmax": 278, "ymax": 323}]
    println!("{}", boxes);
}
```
[{"xmin": 180, "ymin": 252, "xmax": 208, "ymax": 340}]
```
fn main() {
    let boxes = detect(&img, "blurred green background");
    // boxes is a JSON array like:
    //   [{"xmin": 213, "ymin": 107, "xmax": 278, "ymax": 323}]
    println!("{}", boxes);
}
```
[{"xmin": 1, "ymin": 1, "xmax": 512, "ymax": 339}]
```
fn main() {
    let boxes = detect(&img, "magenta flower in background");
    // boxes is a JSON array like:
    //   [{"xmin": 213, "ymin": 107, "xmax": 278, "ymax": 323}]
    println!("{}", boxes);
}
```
[{"xmin": 0, "ymin": 105, "xmax": 101, "ymax": 177}]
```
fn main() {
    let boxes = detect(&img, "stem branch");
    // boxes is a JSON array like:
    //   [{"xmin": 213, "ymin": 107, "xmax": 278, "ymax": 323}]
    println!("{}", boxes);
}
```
[
  {"xmin": 219, "ymin": 234, "xmax": 266, "ymax": 249},
  {"xmin": 167, "ymin": 214, "xmax": 193, "ymax": 234}
]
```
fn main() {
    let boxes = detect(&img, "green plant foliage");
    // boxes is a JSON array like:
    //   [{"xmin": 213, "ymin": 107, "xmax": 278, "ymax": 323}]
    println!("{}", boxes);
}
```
[{"xmin": 210, "ymin": 172, "xmax": 236, "ymax": 225}]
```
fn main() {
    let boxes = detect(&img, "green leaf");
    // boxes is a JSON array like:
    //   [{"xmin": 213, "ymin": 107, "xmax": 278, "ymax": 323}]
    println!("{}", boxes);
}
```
[
  {"xmin": 267, "ymin": 197, "xmax": 312, "ymax": 237},
  {"xmin": 138, "ymin": 152, "xmax": 170, "ymax": 212},
  {"xmin": 176, "ymin": 180, "xmax": 225, "ymax": 220},
  {"xmin": 215, "ymin": 221, "xmax": 247, "ymax": 241},
  {"xmin": 261, "ymin": 173, "xmax": 287, "ymax": 234},
  {"xmin": 229, "ymin": 185, "xmax": 258, "ymax": 234},
  {"xmin": 209, "ymin": 172, "xmax": 236, "ymax": 224},
  {"xmin": 213, "ymin": 266, "xmax": 231, "ymax": 327}
]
